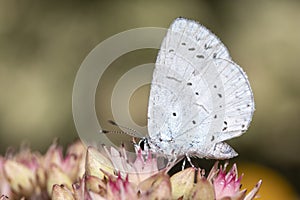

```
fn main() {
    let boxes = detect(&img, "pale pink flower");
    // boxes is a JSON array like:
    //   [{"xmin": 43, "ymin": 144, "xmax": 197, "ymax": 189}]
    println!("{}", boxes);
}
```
[
  {"xmin": 212, "ymin": 163, "xmax": 262, "ymax": 200},
  {"xmin": 0, "ymin": 141, "xmax": 262, "ymax": 200},
  {"xmin": 214, "ymin": 163, "xmax": 241, "ymax": 199}
]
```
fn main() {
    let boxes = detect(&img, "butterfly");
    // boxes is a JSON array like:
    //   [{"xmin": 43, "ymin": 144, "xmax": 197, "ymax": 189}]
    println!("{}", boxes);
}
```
[{"xmin": 143, "ymin": 17, "xmax": 254, "ymax": 161}]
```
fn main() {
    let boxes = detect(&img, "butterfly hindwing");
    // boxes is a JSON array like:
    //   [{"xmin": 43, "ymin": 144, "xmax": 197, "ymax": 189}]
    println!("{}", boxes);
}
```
[{"xmin": 147, "ymin": 18, "xmax": 254, "ymax": 159}]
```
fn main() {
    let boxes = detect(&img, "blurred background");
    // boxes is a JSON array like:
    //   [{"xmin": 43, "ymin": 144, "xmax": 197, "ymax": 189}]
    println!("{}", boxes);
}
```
[{"xmin": 0, "ymin": 0, "xmax": 299, "ymax": 199}]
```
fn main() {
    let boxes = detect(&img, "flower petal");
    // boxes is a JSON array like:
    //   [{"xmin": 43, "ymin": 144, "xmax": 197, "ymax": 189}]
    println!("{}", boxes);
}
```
[
  {"xmin": 0, "ymin": 157, "xmax": 11, "ymax": 198},
  {"xmin": 47, "ymin": 165, "xmax": 73, "ymax": 196},
  {"xmin": 52, "ymin": 184, "xmax": 74, "ymax": 200},
  {"xmin": 85, "ymin": 175, "xmax": 106, "ymax": 195},
  {"xmin": 3, "ymin": 160, "xmax": 36, "ymax": 197},
  {"xmin": 43, "ymin": 141, "xmax": 64, "ymax": 168},
  {"xmin": 170, "ymin": 167, "xmax": 196, "ymax": 199},
  {"xmin": 139, "ymin": 172, "xmax": 172, "ymax": 199},
  {"xmin": 85, "ymin": 146, "xmax": 114, "ymax": 179},
  {"xmin": 214, "ymin": 163, "xmax": 242, "ymax": 200},
  {"xmin": 65, "ymin": 141, "xmax": 86, "ymax": 180},
  {"xmin": 244, "ymin": 180, "xmax": 262, "ymax": 200},
  {"xmin": 188, "ymin": 178, "xmax": 215, "ymax": 200},
  {"xmin": 107, "ymin": 173, "xmax": 137, "ymax": 200}
]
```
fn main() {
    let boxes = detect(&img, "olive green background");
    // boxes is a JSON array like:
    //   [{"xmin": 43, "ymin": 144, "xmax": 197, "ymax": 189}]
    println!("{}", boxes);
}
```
[{"xmin": 0, "ymin": 0, "xmax": 299, "ymax": 196}]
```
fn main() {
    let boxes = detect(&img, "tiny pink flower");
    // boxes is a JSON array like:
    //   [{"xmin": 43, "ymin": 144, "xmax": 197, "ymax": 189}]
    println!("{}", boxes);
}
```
[
  {"xmin": 212, "ymin": 163, "xmax": 262, "ymax": 200},
  {"xmin": 214, "ymin": 163, "xmax": 241, "ymax": 199}
]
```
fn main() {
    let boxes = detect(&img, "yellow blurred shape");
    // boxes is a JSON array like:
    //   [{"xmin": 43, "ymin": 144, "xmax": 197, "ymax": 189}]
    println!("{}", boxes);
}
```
[{"xmin": 238, "ymin": 162, "xmax": 298, "ymax": 200}]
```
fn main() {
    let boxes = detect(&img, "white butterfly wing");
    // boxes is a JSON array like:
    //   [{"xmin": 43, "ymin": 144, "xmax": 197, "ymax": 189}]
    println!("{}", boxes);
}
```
[{"xmin": 147, "ymin": 18, "xmax": 254, "ymax": 159}]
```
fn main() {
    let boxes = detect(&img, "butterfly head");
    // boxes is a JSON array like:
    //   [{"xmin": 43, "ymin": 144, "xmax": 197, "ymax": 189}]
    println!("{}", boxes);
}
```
[{"xmin": 137, "ymin": 137, "xmax": 151, "ymax": 152}]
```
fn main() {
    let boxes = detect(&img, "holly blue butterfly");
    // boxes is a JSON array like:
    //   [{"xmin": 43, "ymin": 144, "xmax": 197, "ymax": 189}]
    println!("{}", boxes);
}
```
[{"xmin": 143, "ymin": 17, "xmax": 254, "ymax": 161}]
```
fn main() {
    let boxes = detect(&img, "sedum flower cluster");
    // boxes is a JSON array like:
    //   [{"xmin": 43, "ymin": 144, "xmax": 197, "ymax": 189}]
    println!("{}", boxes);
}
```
[{"xmin": 0, "ymin": 140, "xmax": 261, "ymax": 200}]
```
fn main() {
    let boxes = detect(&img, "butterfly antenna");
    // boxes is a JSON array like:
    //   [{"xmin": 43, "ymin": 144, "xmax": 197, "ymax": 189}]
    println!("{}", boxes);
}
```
[
  {"xmin": 100, "ymin": 129, "xmax": 128, "ymax": 135},
  {"xmin": 107, "ymin": 120, "xmax": 144, "ymax": 138}
]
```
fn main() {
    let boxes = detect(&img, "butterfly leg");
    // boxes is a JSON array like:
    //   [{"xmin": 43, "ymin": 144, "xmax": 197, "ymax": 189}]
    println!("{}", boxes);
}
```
[
  {"xmin": 185, "ymin": 153, "xmax": 195, "ymax": 168},
  {"xmin": 182, "ymin": 157, "xmax": 186, "ymax": 171}
]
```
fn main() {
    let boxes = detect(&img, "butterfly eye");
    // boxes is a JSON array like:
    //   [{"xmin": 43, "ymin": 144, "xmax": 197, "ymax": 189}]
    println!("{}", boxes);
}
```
[
  {"xmin": 172, "ymin": 112, "xmax": 177, "ymax": 117},
  {"xmin": 138, "ymin": 138, "xmax": 149, "ymax": 151},
  {"xmin": 139, "ymin": 140, "xmax": 145, "ymax": 151}
]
